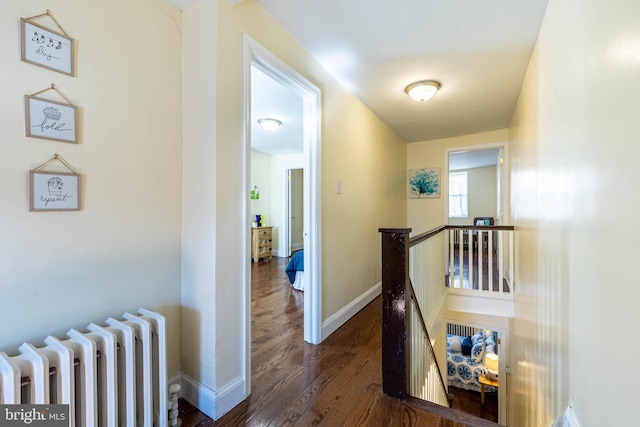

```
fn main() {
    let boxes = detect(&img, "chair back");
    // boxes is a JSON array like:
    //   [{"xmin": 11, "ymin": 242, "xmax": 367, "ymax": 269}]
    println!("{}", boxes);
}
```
[{"xmin": 473, "ymin": 216, "xmax": 494, "ymax": 226}]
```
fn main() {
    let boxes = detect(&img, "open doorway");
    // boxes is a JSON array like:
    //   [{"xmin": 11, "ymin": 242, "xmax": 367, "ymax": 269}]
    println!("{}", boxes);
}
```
[
  {"xmin": 445, "ymin": 145, "xmax": 506, "ymax": 226},
  {"xmin": 444, "ymin": 143, "xmax": 511, "ymax": 291},
  {"xmin": 243, "ymin": 34, "xmax": 322, "ymax": 397},
  {"xmin": 444, "ymin": 321, "xmax": 508, "ymax": 424}
]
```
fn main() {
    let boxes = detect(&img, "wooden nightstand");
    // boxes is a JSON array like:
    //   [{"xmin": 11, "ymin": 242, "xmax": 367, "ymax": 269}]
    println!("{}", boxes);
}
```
[
  {"xmin": 251, "ymin": 226, "xmax": 273, "ymax": 262},
  {"xmin": 478, "ymin": 375, "xmax": 498, "ymax": 405}
]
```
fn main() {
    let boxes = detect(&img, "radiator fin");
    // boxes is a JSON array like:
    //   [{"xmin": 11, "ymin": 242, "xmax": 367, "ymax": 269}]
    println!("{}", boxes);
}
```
[{"xmin": 0, "ymin": 309, "xmax": 168, "ymax": 427}]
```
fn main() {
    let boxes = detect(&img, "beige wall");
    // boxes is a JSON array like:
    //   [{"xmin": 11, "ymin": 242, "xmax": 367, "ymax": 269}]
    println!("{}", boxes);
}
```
[
  {"xmin": 249, "ymin": 150, "xmax": 305, "ymax": 255},
  {"xmin": 180, "ymin": 0, "xmax": 218, "ymax": 396},
  {"xmin": 250, "ymin": 149, "xmax": 271, "ymax": 225},
  {"xmin": 508, "ymin": 0, "xmax": 640, "ymax": 425},
  {"xmin": 182, "ymin": 0, "xmax": 406, "ymax": 417},
  {"xmin": 0, "ymin": 1, "xmax": 183, "ymax": 374},
  {"xmin": 448, "ymin": 165, "xmax": 497, "ymax": 225},
  {"xmin": 407, "ymin": 129, "xmax": 508, "ymax": 235}
]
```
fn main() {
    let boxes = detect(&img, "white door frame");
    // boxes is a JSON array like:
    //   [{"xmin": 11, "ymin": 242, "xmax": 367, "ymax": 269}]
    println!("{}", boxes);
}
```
[
  {"xmin": 443, "ymin": 141, "xmax": 510, "ymax": 225},
  {"xmin": 242, "ymin": 34, "xmax": 323, "ymax": 393}
]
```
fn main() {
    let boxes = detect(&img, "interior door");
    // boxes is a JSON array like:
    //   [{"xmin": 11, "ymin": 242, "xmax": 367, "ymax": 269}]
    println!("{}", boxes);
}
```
[
  {"xmin": 496, "ymin": 148, "xmax": 504, "ymax": 225},
  {"xmin": 290, "ymin": 169, "xmax": 304, "ymax": 253},
  {"xmin": 286, "ymin": 169, "xmax": 293, "ymax": 257}
]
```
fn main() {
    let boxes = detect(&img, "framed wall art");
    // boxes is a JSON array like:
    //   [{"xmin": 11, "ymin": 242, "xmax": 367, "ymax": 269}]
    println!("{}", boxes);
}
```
[
  {"xmin": 29, "ymin": 154, "xmax": 82, "ymax": 212},
  {"xmin": 409, "ymin": 167, "xmax": 441, "ymax": 199},
  {"xmin": 25, "ymin": 87, "xmax": 78, "ymax": 143},
  {"xmin": 21, "ymin": 11, "xmax": 75, "ymax": 76}
]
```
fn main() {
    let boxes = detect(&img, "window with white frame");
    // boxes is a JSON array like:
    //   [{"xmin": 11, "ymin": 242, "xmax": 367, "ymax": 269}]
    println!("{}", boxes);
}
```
[{"xmin": 449, "ymin": 171, "xmax": 468, "ymax": 218}]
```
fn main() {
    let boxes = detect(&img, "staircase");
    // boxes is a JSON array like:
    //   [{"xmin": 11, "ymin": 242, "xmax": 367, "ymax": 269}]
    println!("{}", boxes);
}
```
[{"xmin": 380, "ymin": 227, "xmax": 511, "ymax": 427}]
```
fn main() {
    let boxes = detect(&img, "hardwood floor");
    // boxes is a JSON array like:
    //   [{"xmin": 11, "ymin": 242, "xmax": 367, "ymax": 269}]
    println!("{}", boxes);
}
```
[
  {"xmin": 449, "ymin": 386, "xmax": 498, "ymax": 422},
  {"xmin": 179, "ymin": 256, "xmax": 500, "ymax": 426}
]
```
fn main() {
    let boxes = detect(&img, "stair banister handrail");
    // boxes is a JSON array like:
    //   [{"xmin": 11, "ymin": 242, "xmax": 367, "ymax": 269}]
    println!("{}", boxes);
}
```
[
  {"xmin": 409, "ymin": 225, "xmax": 447, "ymax": 247},
  {"xmin": 407, "ymin": 278, "xmax": 449, "ymax": 398},
  {"xmin": 379, "ymin": 226, "xmax": 450, "ymax": 402},
  {"xmin": 379, "ymin": 228, "xmax": 412, "ymax": 399}
]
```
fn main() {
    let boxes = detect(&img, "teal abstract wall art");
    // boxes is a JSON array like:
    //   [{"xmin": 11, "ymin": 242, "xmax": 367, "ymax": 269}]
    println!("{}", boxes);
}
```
[{"xmin": 408, "ymin": 168, "xmax": 441, "ymax": 198}]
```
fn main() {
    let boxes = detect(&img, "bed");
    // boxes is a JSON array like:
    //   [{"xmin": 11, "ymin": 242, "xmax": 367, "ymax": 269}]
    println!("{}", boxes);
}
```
[
  {"xmin": 446, "ymin": 330, "xmax": 497, "ymax": 393},
  {"xmin": 285, "ymin": 250, "xmax": 304, "ymax": 291}
]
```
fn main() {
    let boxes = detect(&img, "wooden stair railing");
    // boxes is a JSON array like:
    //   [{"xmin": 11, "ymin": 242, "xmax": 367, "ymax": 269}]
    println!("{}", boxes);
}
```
[
  {"xmin": 380, "ymin": 226, "xmax": 507, "ymax": 427},
  {"xmin": 380, "ymin": 228, "xmax": 412, "ymax": 399},
  {"xmin": 407, "ymin": 277, "xmax": 453, "ymax": 405},
  {"xmin": 379, "ymin": 227, "xmax": 449, "ymax": 404}
]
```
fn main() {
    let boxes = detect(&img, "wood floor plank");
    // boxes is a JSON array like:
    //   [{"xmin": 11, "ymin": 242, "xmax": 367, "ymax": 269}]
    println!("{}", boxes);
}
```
[{"xmin": 179, "ymin": 256, "xmax": 500, "ymax": 427}]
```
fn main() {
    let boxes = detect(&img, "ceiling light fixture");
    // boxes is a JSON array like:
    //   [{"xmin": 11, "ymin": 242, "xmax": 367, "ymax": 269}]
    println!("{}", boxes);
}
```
[
  {"xmin": 405, "ymin": 80, "xmax": 440, "ymax": 102},
  {"xmin": 257, "ymin": 118, "xmax": 282, "ymax": 131}
]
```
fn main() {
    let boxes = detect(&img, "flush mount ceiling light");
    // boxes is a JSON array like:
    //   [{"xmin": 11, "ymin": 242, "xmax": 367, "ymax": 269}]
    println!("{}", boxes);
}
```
[
  {"xmin": 405, "ymin": 80, "xmax": 441, "ymax": 102},
  {"xmin": 257, "ymin": 118, "xmax": 282, "ymax": 131}
]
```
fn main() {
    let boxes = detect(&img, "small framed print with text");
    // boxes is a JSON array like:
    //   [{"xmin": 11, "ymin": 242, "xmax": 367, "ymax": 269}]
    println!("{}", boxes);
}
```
[
  {"xmin": 25, "ymin": 95, "xmax": 78, "ymax": 143},
  {"xmin": 21, "ymin": 18, "xmax": 75, "ymax": 76},
  {"xmin": 29, "ymin": 170, "xmax": 80, "ymax": 212}
]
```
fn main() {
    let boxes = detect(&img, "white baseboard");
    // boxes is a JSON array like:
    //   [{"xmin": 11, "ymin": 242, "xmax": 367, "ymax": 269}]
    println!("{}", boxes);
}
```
[
  {"xmin": 552, "ymin": 400, "xmax": 581, "ymax": 427},
  {"xmin": 168, "ymin": 372, "xmax": 182, "ymax": 389},
  {"xmin": 273, "ymin": 245, "xmax": 303, "ymax": 258},
  {"xmin": 180, "ymin": 373, "xmax": 217, "ymax": 419},
  {"xmin": 272, "ymin": 249, "xmax": 286, "ymax": 258},
  {"xmin": 322, "ymin": 282, "xmax": 381, "ymax": 340},
  {"xmin": 177, "ymin": 372, "xmax": 246, "ymax": 421},
  {"xmin": 214, "ymin": 376, "xmax": 246, "ymax": 419}
]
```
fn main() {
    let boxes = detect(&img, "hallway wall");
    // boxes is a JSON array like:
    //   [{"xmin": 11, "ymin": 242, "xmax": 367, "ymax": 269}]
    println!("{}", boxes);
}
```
[
  {"xmin": 0, "ymin": 0, "xmax": 183, "ymax": 375},
  {"xmin": 181, "ymin": 0, "xmax": 407, "ymax": 418},
  {"xmin": 407, "ymin": 129, "xmax": 508, "ymax": 235},
  {"xmin": 508, "ymin": 0, "xmax": 640, "ymax": 425}
]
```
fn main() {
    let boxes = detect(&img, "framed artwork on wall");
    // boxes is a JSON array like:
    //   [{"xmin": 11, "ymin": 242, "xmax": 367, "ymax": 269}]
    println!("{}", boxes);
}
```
[
  {"xmin": 29, "ymin": 154, "xmax": 82, "ymax": 212},
  {"xmin": 29, "ymin": 170, "xmax": 80, "ymax": 212},
  {"xmin": 21, "ymin": 17, "xmax": 75, "ymax": 76},
  {"xmin": 25, "ymin": 94, "xmax": 78, "ymax": 143},
  {"xmin": 409, "ymin": 167, "xmax": 441, "ymax": 199}
]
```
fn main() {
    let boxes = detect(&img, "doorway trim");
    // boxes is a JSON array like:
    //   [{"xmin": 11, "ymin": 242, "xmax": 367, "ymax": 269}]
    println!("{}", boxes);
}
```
[{"xmin": 242, "ymin": 34, "xmax": 323, "ymax": 392}]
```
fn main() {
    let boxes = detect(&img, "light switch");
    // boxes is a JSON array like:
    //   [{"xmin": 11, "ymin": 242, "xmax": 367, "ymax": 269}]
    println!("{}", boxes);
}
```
[{"xmin": 336, "ymin": 180, "xmax": 342, "ymax": 194}]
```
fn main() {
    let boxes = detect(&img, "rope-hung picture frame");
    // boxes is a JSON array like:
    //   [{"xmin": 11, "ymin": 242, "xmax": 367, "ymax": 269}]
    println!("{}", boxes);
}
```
[
  {"xmin": 29, "ymin": 154, "xmax": 82, "ymax": 212},
  {"xmin": 21, "ymin": 10, "xmax": 76, "ymax": 76},
  {"xmin": 25, "ymin": 84, "xmax": 79, "ymax": 144}
]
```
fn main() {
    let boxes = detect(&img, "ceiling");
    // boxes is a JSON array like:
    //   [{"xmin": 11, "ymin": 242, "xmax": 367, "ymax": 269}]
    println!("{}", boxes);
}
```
[
  {"xmin": 254, "ymin": 0, "xmax": 549, "ymax": 143},
  {"xmin": 449, "ymin": 149, "xmax": 500, "ymax": 171},
  {"xmin": 251, "ymin": 66, "xmax": 304, "ymax": 155},
  {"xmin": 169, "ymin": 0, "xmax": 549, "ymax": 146}
]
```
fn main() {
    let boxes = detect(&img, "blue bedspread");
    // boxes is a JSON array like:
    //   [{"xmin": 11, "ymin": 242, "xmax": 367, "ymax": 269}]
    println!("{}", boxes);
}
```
[{"xmin": 286, "ymin": 251, "xmax": 304, "ymax": 284}]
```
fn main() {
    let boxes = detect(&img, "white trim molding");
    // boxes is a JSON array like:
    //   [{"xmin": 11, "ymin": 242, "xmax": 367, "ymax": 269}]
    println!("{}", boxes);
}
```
[
  {"xmin": 322, "ymin": 282, "xmax": 382, "ymax": 340},
  {"xmin": 244, "ymin": 33, "xmax": 323, "ymax": 350},
  {"xmin": 178, "ymin": 373, "xmax": 246, "ymax": 421},
  {"xmin": 445, "ymin": 290, "xmax": 515, "ymax": 318}
]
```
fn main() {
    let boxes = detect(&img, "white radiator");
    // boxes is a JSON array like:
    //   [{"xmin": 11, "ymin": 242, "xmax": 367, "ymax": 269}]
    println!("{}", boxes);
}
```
[{"xmin": 0, "ymin": 308, "xmax": 168, "ymax": 427}]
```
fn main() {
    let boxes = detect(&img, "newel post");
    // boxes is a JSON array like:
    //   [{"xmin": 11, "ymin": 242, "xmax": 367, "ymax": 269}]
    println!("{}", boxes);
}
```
[{"xmin": 379, "ymin": 228, "xmax": 412, "ymax": 399}]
